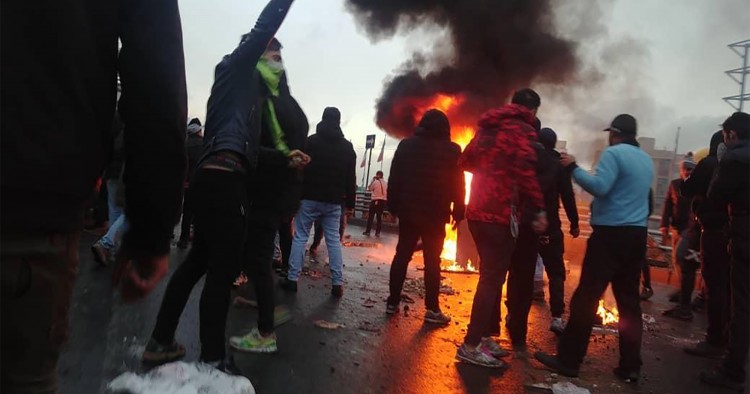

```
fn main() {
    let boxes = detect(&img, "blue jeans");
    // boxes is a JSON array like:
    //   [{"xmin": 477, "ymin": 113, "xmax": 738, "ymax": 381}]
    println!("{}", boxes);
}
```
[
  {"xmin": 106, "ymin": 179, "xmax": 124, "ymax": 224},
  {"xmin": 100, "ymin": 214, "xmax": 128, "ymax": 250},
  {"xmin": 288, "ymin": 200, "xmax": 344, "ymax": 285}
]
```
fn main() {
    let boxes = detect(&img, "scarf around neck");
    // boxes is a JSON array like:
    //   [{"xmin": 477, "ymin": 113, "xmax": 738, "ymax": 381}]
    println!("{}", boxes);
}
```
[{"xmin": 257, "ymin": 59, "xmax": 289, "ymax": 155}]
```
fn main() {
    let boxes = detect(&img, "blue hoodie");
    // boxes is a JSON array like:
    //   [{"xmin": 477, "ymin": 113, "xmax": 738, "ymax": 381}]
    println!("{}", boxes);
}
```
[{"xmin": 573, "ymin": 142, "xmax": 653, "ymax": 227}]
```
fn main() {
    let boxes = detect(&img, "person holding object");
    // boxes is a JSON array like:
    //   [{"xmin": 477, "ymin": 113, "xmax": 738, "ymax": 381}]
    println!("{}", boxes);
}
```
[
  {"xmin": 363, "ymin": 171, "xmax": 388, "ymax": 236},
  {"xmin": 144, "ymin": 0, "xmax": 300, "ymax": 372},
  {"xmin": 535, "ymin": 114, "xmax": 653, "ymax": 383}
]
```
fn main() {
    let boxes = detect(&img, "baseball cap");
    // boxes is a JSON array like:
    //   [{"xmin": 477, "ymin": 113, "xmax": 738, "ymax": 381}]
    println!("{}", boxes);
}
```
[{"xmin": 603, "ymin": 114, "xmax": 637, "ymax": 136}]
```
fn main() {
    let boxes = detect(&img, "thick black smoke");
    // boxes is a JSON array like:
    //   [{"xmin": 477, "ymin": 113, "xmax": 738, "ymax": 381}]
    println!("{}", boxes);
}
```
[{"xmin": 345, "ymin": 0, "xmax": 579, "ymax": 139}]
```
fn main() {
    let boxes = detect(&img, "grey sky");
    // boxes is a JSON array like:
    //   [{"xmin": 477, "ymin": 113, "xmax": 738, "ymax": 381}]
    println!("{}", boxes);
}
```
[{"xmin": 180, "ymin": 0, "xmax": 749, "ymax": 179}]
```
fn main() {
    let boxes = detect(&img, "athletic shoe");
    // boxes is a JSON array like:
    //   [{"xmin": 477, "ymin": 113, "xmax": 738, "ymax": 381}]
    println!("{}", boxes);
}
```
[
  {"xmin": 639, "ymin": 287, "xmax": 654, "ymax": 300},
  {"xmin": 278, "ymin": 278, "xmax": 298, "ymax": 293},
  {"xmin": 229, "ymin": 328, "xmax": 278, "ymax": 354},
  {"xmin": 91, "ymin": 241, "xmax": 111, "ymax": 266},
  {"xmin": 424, "ymin": 309, "xmax": 451, "ymax": 325},
  {"xmin": 533, "ymin": 351, "xmax": 579, "ymax": 377},
  {"xmin": 386, "ymin": 303, "xmax": 399, "ymax": 315},
  {"xmin": 700, "ymin": 367, "xmax": 745, "ymax": 392},
  {"xmin": 362, "ymin": 231, "xmax": 371, "ymax": 236},
  {"xmin": 662, "ymin": 306, "xmax": 693, "ymax": 321},
  {"xmin": 142, "ymin": 338, "xmax": 186, "ymax": 365},
  {"xmin": 684, "ymin": 341, "xmax": 725, "ymax": 359},
  {"xmin": 480, "ymin": 337, "xmax": 510, "ymax": 358},
  {"xmin": 455, "ymin": 343, "xmax": 505, "ymax": 368},
  {"xmin": 549, "ymin": 317, "xmax": 566, "ymax": 335},
  {"xmin": 613, "ymin": 367, "xmax": 639, "ymax": 383},
  {"xmin": 331, "ymin": 285, "xmax": 343, "ymax": 298}
]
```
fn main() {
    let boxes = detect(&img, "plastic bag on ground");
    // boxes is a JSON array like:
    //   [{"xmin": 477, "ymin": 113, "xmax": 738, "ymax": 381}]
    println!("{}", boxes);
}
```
[
  {"xmin": 552, "ymin": 381, "xmax": 591, "ymax": 394},
  {"xmin": 107, "ymin": 361, "xmax": 255, "ymax": 394}
]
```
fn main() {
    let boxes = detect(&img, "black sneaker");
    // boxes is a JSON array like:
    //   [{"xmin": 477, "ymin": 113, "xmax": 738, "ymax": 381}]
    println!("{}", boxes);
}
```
[
  {"xmin": 613, "ymin": 366, "xmax": 639, "ymax": 383},
  {"xmin": 278, "ymin": 278, "xmax": 298, "ymax": 293},
  {"xmin": 691, "ymin": 295, "xmax": 706, "ymax": 312},
  {"xmin": 533, "ymin": 352, "xmax": 579, "ymax": 377},
  {"xmin": 684, "ymin": 341, "xmax": 726, "ymax": 359},
  {"xmin": 700, "ymin": 368, "xmax": 745, "ymax": 392},
  {"xmin": 386, "ymin": 303, "xmax": 399, "ymax": 315},
  {"xmin": 662, "ymin": 306, "xmax": 693, "ymax": 321},
  {"xmin": 639, "ymin": 287, "xmax": 654, "ymax": 300},
  {"xmin": 362, "ymin": 231, "xmax": 371, "ymax": 236},
  {"xmin": 142, "ymin": 338, "xmax": 186, "ymax": 365},
  {"xmin": 331, "ymin": 285, "xmax": 343, "ymax": 298}
]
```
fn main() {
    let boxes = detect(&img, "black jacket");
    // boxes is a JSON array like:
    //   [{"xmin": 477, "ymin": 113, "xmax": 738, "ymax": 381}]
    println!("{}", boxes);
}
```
[
  {"xmin": 185, "ymin": 133, "xmax": 205, "ymax": 185},
  {"xmin": 104, "ymin": 112, "xmax": 126, "ymax": 181},
  {"xmin": 536, "ymin": 147, "xmax": 579, "ymax": 233},
  {"xmin": 660, "ymin": 178, "xmax": 692, "ymax": 231},
  {"xmin": 301, "ymin": 108, "xmax": 356, "ymax": 208},
  {"xmin": 681, "ymin": 131, "xmax": 728, "ymax": 230},
  {"xmin": 388, "ymin": 110, "xmax": 465, "ymax": 224},
  {"xmin": 203, "ymin": 0, "xmax": 294, "ymax": 168},
  {"xmin": 1, "ymin": 0, "xmax": 186, "ymax": 256},
  {"xmin": 709, "ymin": 140, "xmax": 749, "ymax": 239},
  {"xmin": 248, "ymin": 74, "xmax": 309, "ymax": 220}
]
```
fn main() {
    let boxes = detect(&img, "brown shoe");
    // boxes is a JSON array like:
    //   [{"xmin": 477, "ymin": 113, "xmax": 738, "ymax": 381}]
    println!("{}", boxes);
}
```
[{"xmin": 91, "ymin": 242, "xmax": 111, "ymax": 266}]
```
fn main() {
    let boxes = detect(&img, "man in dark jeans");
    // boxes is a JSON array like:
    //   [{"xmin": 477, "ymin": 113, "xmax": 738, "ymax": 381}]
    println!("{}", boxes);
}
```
[
  {"xmin": 364, "ymin": 171, "xmax": 388, "ymax": 236},
  {"xmin": 177, "ymin": 118, "xmax": 205, "ymax": 249},
  {"xmin": 455, "ymin": 89, "xmax": 547, "ymax": 368},
  {"xmin": 682, "ymin": 130, "xmax": 731, "ymax": 359},
  {"xmin": 660, "ymin": 160, "xmax": 695, "ymax": 304},
  {"xmin": 536, "ymin": 114, "xmax": 653, "ymax": 383},
  {"xmin": 701, "ymin": 111, "xmax": 749, "ymax": 392},
  {"xmin": 384, "ymin": 109, "xmax": 465, "ymax": 325},
  {"xmin": 1, "ymin": 0, "xmax": 187, "ymax": 391},
  {"xmin": 536, "ymin": 128, "xmax": 580, "ymax": 335},
  {"xmin": 144, "ymin": 0, "xmax": 308, "ymax": 368}
]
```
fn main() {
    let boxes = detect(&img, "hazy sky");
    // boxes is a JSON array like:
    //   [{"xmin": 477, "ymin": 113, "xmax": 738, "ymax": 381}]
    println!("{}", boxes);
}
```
[{"xmin": 179, "ymin": 0, "xmax": 749, "ymax": 179}]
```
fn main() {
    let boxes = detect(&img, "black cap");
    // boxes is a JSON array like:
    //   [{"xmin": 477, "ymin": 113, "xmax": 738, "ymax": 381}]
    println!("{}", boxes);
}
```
[{"xmin": 603, "ymin": 114, "xmax": 637, "ymax": 136}]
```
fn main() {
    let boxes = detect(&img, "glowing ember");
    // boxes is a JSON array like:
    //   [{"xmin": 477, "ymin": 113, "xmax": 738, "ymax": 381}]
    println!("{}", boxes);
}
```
[
  {"xmin": 597, "ymin": 299, "xmax": 619, "ymax": 326},
  {"xmin": 442, "ymin": 259, "xmax": 477, "ymax": 273}
]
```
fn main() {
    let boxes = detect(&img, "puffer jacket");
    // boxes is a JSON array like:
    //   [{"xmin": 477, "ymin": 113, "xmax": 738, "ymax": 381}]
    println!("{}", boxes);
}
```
[
  {"xmin": 459, "ymin": 104, "xmax": 544, "ymax": 225},
  {"xmin": 388, "ymin": 109, "xmax": 465, "ymax": 224}
]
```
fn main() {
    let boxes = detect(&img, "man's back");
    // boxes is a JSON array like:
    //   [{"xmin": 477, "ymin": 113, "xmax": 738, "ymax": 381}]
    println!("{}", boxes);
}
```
[{"xmin": 301, "ymin": 121, "xmax": 356, "ymax": 208}]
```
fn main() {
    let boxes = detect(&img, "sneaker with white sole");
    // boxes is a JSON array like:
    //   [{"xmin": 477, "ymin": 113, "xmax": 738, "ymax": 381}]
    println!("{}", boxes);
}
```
[
  {"xmin": 424, "ymin": 309, "xmax": 451, "ymax": 325},
  {"xmin": 229, "ymin": 328, "xmax": 278, "ymax": 353},
  {"xmin": 550, "ymin": 317, "xmax": 566, "ymax": 335},
  {"xmin": 480, "ymin": 337, "xmax": 510, "ymax": 358},
  {"xmin": 455, "ymin": 343, "xmax": 505, "ymax": 368}
]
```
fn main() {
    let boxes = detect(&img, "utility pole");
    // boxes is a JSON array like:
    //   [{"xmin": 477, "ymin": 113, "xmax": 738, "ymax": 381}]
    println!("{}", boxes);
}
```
[
  {"xmin": 365, "ymin": 146, "xmax": 373, "ymax": 185},
  {"xmin": 724, "ymin": 39, "xmax": 750, "ymax": 112}
]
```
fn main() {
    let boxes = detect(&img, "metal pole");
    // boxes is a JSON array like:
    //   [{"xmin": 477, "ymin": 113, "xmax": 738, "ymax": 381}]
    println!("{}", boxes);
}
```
[
  {"xmin": 361, "ymin": 149, "xmax": 367, "ymax": 188},
  {"xmin": 365, "ymin": 146, "xmax": 373, "ymax": 186},
  {"xmin": 741, "ymin": 44, "xmax": 748, "ymax": 112}
]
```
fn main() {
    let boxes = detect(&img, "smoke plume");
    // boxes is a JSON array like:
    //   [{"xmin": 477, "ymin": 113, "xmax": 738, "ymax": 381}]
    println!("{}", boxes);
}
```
[{"xmin": 345, "ymin": 0, "xmax": 580, "ymax": 139}]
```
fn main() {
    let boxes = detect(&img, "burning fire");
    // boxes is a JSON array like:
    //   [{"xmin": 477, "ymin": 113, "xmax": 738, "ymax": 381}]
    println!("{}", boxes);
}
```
[
  {"xmin": 412, "ymin": 94, "xmax": 476, "ymax": 270},
  {"xmin": 597, "ymin": 299, "xmax": 619, "ymax": 326}
]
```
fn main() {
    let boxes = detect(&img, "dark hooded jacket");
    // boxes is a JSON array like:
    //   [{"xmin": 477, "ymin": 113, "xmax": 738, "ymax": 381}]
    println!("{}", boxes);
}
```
[
  {"xmin": 536, "ymin": 128, "xmax": 579, "ymax": 233},
  {"xmin": 300, "ymin": 108, "xmax": 357, "ymax": 208},
  {"xmin": 709, "ymin": 137, "xmax": 750, "ymax": 239},
  {"xmin": 388, "ymin": 110, "xmax": 465, "ymax": 224},
  {"xmin": 247, "ymin": 73, "xmax": 309, "ymax": 220},
  {"xmin": 681, "ymin": 131, "xmax": 728, "ymax": 229}
]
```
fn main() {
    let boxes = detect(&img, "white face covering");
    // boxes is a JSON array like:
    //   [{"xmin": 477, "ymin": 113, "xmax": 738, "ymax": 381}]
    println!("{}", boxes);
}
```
[{"xmin": 265, "ymin": 59, "xmax": 284, "ymax": 72}]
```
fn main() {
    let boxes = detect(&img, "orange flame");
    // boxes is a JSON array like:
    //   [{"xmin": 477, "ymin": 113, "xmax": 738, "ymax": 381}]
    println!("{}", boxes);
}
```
[{"xmin": 597, "ymin": 299, "xmax": 619, "ymax": 326}]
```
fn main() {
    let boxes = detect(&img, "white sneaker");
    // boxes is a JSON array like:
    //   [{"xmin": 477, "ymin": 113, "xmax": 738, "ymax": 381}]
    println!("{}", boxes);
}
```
[{"xmin": 550, "ymin": 317, "xmax": 566, "ymax": 335}]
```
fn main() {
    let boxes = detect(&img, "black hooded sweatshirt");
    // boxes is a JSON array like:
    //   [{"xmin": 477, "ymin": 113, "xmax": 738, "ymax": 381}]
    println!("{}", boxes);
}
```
[
  {"xmin": 536, "ymin": 127, "xmax": 579, "ymax": 233},
  {"xmin": 301, "ymin": 108, "xmax": 357, "ymax": 208},
  {"xmin": 388, "ymin": 109, "xmax": 465, "ymax": 224},
  {"xmin": 681, "ymin": 131, "xmax": 728, "ymax": 230}
]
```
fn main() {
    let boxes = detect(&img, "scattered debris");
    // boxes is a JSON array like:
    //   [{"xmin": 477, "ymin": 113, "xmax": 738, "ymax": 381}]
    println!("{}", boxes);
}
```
[
  {"xmin": 552, "ymin": 382, "xmax": 591, "ymax": 394},
  {"xmin": 400, "ymin": 294, "xmax": 416, "ymax": 304},
  {"xmin": 313, "ymin": 320, "xmax": 346, "ymax": 330},
  {"xmin": 107, "ymin": 362, "xmax": 254, "ymax": 394},
  {"xmin": 342, "ymin": 241, "xmax": 379, "ymax": 248},
  {"xmin": 524, "ymin": 382, "xmax": 553, "ymax": 392},
  {"xmin": 362, "ymin": 298, "xmax": 378, "ymax": 308},
  {"xmin": 357, "ymin": 321, "xmax": 382, "ymax": 333}
]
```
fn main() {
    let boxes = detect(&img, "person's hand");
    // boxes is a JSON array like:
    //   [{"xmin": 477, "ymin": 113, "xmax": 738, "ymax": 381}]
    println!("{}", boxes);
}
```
[
  {"xmin": 570, "ymin": 227, "xmax": 580, "ymax": 238},
  {"xmin": 112, "ymin": 248, "xmax": 169, "ymax": 303},
  {"xmin": 660, "ymin": 228, "xmax": 669, "ymax": 246},
  {"xmin": 288, "ymin": 150, "xmax": 311, "ymax": 169},
  {"xmin": 532, "ymin": 212, "xmax": 548, "ymax": 234},
  {"xmin": 560, "ymin": 153, "xmax": 577, "ymax": 168}
]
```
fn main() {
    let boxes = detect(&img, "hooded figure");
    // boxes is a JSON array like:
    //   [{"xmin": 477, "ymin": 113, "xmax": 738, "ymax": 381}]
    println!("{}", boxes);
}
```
[
  {"xmin": 385, "ymin": 109, "xmax": 465, "ymax": 324},
  {"xmin": 682, "ymin": 130, "xmax": 728, "ymax": 229}
]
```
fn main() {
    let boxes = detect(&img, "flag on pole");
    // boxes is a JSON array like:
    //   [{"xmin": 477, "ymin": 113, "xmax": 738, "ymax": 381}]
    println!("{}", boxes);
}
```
[
  {"xmin": 360, "ymin": 152, "xmax": 367, "ymax": 168},
  {"xmin": 377, "ymin": 138, "xmax": 386, "ymax": 162}
]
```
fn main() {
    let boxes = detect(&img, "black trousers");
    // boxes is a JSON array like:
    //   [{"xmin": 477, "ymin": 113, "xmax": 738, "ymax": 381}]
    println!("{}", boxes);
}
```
[
  {"xmin": 151, "ymin": 169, "xmax": 247, "ymax": 362},
  {"xmin": 724, "ymin": 232, "xmax": 749, "ymax": 381},
  {"xmin": 641, "ymin": 260, "xmax": 652, "ymax": 289},
  {"xmin": 504, "ymin": 225, "xmax": 541, "ymax": 345},
  {"xmin": 540, "ymin": 229, "xmax": 566, "ymax": 318},
  {"xmin": 387, "ymin": 216, "xmax": 445, "ymax": 311},
  {"xmin": 701, "ymin": 227, "xmax": 731, "ymax": 346},
  {"xmin": 278, "ymin": 219, "xmax": 293, "ymax": 271},
  {"xmin": 178, "ymin": 187, "xmax": 194, "ymax": 242},
  {"xmin": 244, "ymin": 208, "xmax": 281, "ymax": 334},
  {"xmin": 365, "ymin": 200, "xmax": 386, "ymax": 234},
  {"xmin": 465, "ymin": 221, "xmax": 516, "ymax": 346},
  {"xmin": 557, "ymin": 226, "xmax": 646, "ymax": 372}
]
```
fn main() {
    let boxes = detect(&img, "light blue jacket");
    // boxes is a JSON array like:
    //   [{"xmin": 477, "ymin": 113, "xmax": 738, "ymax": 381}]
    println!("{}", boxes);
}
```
[{"xmin": 572, "ymin": 143, "xmax": 654, "ymax": 227}]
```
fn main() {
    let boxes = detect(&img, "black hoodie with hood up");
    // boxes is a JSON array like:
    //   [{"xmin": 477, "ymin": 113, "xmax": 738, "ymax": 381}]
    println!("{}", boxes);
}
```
[
  {"xmin": 681, "ymin": 130, "xmax": 728, "ymax": 229},
  {"xmin": 300, "ymin": 107, "xmax": 357, "ymax": 208},
  {"xmin": 388, "ymin": 109, "xmax": 465, "ymax": 224}
]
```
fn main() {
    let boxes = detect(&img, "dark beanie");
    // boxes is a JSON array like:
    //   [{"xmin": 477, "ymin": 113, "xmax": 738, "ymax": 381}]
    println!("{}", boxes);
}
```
[
  {"xmin": 418, "ymin": 109, "xmax": 450, "ymax": 137},
  {"xmin": 709, "ymin": 130, "xmax": 724, "ymax": 157},
  {"xmin": 322, "ymin": 107, "xmax": 341, "ymax": 125},
  {"xmin": 539, "ymin": 127, "xmax": 557, "ymax": 150}
]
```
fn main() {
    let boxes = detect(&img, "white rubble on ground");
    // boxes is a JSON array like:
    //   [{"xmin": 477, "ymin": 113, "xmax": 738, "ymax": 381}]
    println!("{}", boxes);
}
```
[
  {"xmin": 107, "ymin": 362, "xmax": 255, "ymax": 394},
  {"xmin": 552, "ymin": 381, "xmax": 592, "ymax": 394}
]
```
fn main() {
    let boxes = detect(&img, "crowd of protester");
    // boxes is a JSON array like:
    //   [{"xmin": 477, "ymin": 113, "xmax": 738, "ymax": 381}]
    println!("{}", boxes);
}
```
[{"xmin": 1, "ymin": 0, "xmax": 748, "ymax": 392}]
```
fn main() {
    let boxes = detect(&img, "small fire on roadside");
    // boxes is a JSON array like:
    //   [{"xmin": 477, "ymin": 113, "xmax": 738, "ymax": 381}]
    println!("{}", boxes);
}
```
[
  {"xmin": 411, "ymin": 94, "xmax": 477, "ymax": 273},
  {"xmin": 597, "ymin": 299, "xmax": 619, "ymax": 326}
]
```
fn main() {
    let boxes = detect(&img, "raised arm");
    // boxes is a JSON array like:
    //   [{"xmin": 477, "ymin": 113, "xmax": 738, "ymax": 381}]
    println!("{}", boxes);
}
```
[{"xmin": 229, "ymin": 0, "xmax": 295, "ymax": 69}]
